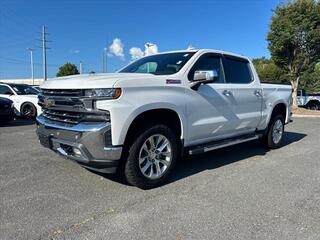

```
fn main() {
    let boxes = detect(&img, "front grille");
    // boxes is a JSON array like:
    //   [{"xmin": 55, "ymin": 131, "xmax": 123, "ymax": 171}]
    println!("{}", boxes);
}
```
[
  {"xmin": 39, "ymin": 89, "xmax": 109, "ymax": 124},
  {"xmin": 42, "ymin": 109, "xmax": 82, "ymax": 124},
  {"xmin": 41, "ymin": 89, "xmax": 83, "ymax": 96}
]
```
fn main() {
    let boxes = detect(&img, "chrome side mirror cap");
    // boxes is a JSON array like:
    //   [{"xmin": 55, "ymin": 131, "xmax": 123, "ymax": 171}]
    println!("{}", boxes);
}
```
[{"xmin": 193, "ymin": 70, "xmax": 218, "ymax": 81}]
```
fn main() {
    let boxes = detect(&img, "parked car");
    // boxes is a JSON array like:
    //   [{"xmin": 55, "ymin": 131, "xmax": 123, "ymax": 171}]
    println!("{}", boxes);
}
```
[
  {"xmin": 36, "ymin": 49, "xmax": 292, "ymax": 189},
  {"xmin": 0, "ymin": 83, "xmax": 42, "ymax": 119},
  {"xmin": 297, "ymin": 89, "xmax": 320, "ymax": 110},
  {"xmin": 0, "ymin": 97, "xmax": 14, "ymax": 124}
]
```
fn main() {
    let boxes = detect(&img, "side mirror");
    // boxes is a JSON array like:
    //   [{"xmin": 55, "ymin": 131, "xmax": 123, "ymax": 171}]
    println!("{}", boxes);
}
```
[{"xmin": 190, "ymin": 70, "xmax": 218, "ymax": 90}]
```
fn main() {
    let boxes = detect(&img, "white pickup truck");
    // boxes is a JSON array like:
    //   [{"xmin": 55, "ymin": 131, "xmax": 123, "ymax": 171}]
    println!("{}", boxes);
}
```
[
  {"xmin": 36, "ymin": 49, "xmax": 292, "ymax": 189},
  {"xmin": 297, "ymin": 89, "xmax": 320, "ymax": 110}
]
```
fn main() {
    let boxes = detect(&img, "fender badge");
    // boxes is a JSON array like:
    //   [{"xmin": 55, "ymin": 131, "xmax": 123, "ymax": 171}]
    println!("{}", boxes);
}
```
[
  {"xmin": 166, "ymin": 79, "xmax": 181, "ymax": 84},
  {"xmin": 43, "ymin": 98, "xmax": 55, "ymax": 108}
]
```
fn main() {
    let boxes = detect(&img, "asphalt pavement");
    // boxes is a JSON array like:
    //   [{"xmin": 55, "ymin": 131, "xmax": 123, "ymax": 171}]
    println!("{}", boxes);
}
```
[{"xmin": 0, "ymin": 118, "xmax": 319, "ymax": 240}]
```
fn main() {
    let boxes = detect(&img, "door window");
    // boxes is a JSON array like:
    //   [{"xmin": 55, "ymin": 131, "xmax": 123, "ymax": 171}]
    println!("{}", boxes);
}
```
[
  {"xmin": 188, "ymin": 54, "xmax": 225, "ymax": 83},
  {"xmin": 0, "ymin": 85, "xmax": 13, "ymax": 95},
  {"xmin": 223, "ymin": 57, "xmax": 253, "ymax": 84}
]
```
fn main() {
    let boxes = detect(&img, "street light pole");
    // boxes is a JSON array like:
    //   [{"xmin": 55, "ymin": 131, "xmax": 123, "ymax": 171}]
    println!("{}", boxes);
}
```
[
  {"xmin": 27, "ymin": 48, "xmax": 34, "ymax": 85},
  {"xmin": 79, "ymin": 61, "xmax": 83, "ymax": 74}
]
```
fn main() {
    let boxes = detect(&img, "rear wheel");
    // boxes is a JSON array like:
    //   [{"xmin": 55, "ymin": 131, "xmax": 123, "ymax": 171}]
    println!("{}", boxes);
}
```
[
  {"xmin": 306, "ymin": 102, "xmax": 319, "ymax": 110},
  {"xmin": 261, "ymin": 114, "xmax": 285, "ymax": 149},
  {"xmin": 21, "ymin": 103, "xmax": 37, "ymax": 119},
  {"xmin": 123, "ymin": 124, "xmax": 179, "ymax": 189}
]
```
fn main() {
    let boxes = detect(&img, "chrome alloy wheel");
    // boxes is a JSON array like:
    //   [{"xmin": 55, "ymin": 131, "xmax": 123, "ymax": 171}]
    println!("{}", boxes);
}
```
[
  {"xmin": 272, "ymin": 119, "xmax": 283, "ymax": 144},
  {"xmin": 138, "ymin": 134, "xmax": 172, "ymax": 180}
]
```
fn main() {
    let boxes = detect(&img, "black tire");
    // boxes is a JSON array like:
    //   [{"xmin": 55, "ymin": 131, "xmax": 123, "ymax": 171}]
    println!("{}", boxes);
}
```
[
  {"xmin": 21, "ymin": 102, "xmax": 37, "ymax": 119},
  {"xmin": 261, "ymin": 114, "xmax": 285, "ymax": 149},
  {"xmin": 123, "ymin": 124, "xmax": 180, "ymax": 189},
  {"xmin": 307, "ymin": 101, "xmax": 320, "ymax": 110}
]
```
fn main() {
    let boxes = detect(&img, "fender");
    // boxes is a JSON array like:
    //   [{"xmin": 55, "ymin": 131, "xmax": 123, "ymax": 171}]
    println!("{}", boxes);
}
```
[{"xmin": 118, "ymin": 102, "xmax": 187, "ymax": 145}]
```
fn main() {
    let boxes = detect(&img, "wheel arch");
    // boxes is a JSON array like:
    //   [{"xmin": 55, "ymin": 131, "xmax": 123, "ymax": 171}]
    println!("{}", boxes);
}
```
[
  {"xmin": 122, "ymin": 107, "xmax": 185, "ymax": 148},
  {"xmin": 20, "ymin": 101, "xmax": 37, "ymax": 117},
  {"xmin": 269, "ymin": 102, "xmax": 287, "ymax": 125},
  {"xmin": 306, "ymin": 99, "xmax": 320, "ymax": 108}
]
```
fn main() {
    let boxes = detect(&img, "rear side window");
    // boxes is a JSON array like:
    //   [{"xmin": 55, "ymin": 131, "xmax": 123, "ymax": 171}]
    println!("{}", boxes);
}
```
[{"xmin": 223, "ymin": 57, "xmax": 252, "ymax": 84}]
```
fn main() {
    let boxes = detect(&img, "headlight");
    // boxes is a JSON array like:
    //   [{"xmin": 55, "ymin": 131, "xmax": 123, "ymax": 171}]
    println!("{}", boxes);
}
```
[{"xmin": 84, "ymin": 88, "xmax": 121, "ymax": 99}]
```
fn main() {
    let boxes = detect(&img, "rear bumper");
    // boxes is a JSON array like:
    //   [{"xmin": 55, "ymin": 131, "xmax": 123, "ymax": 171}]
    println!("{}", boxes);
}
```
[{"xmin": 36, "ymin": 115, "xmax": 122, "ymax": 173}]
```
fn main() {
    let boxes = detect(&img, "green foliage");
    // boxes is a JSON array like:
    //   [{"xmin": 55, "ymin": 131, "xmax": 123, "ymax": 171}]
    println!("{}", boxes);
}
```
[
  {"xmin": 267, "ymin": 0, "xmax": 320, "ymax": 103},
  {"xmin": 268, "ymin": 0, "xmax": 320, "ymax": 73},
  {"xmin": 56, "ymin": 63, "xmax": 80, "ymax": 77},
  {"xmin": 252, "ymin": 57, "xmax": 289, "ymax": 84},
  {"xmin": 300, "ymin": 64, "xmax": 320, "ymax": 93}
]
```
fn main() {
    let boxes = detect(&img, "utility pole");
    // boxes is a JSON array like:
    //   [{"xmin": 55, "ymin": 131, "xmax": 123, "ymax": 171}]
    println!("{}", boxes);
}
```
[
  {"xmin": 79, "ymin": 61, "xmax": 83, "ymax": 74},
  {"xmin": 27, "ymin": 48, "xmax": 34, "ymax": 85},
  {"xmin": 42, "ymin": 25, "xmax": 47, "ymax": 81}
]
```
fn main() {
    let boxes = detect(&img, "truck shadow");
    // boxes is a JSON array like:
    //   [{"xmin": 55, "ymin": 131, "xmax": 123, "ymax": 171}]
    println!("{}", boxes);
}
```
[
  {"xmin": 95, "ymin": 131, "xmax": 306, "ymax": 188},
  {"xmin": 166, "ymin": 131, "xmax": 306, "ymax": 185}
]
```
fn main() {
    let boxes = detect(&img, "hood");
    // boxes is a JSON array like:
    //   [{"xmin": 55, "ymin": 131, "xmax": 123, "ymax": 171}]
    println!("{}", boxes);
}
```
[
  {"xmin": 40, "ymin": 73, "xmax": 157, "ymax": 89},
  {"xmin": 0, "ymin": 97, "xmax": 13, "ymax": 104},
  {"xmin": 22, "ymin": 95, "xmax": 39, "ymax": 99}
]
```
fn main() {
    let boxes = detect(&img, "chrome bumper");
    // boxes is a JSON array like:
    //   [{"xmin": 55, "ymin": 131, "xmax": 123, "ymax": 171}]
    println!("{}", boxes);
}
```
[{"xmin": 36, "ymin": 115, "xmax": 122, "ymax": 173}]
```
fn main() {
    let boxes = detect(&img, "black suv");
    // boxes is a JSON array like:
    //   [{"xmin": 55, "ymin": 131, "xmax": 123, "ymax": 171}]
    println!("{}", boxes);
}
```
[{"xmin": 0, "ymin": 97, "xmax": 14, "ymax": 124}]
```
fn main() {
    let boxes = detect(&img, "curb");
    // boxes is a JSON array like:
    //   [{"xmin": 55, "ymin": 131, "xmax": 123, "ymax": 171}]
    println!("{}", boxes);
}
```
[{"xmin": 292, "ymin": 114, "xmax": 320, "ymax": 118}]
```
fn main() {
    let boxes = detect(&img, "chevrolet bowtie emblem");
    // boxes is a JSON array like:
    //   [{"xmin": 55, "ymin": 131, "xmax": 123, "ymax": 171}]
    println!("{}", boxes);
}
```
[{"xmin": 43, "ymin": 98, "xmax": 55, "ymax": 108}]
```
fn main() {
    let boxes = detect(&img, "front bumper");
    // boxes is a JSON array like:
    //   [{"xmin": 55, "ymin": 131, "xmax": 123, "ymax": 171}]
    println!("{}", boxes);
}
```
[{"xmin": 36, "ymin": 115, "xmax": 122, "ymax": 173}]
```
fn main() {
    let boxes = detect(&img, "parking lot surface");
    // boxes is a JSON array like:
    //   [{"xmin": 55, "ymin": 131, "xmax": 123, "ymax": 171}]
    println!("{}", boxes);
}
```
[{"xmin": 0, "ymin": 118, "xmax": 319, "ymax": 240}]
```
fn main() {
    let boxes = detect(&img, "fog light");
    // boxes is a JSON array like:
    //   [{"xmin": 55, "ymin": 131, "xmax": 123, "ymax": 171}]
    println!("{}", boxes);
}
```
[{"xmin": 73, "ymin": 148, "xmax": 82, "ymax": 156}]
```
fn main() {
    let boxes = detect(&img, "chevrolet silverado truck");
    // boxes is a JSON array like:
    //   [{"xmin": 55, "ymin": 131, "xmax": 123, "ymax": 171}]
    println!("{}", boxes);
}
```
[{"xmin": 36, "ymin": 49, "xmax": 292, "ymax": 189}]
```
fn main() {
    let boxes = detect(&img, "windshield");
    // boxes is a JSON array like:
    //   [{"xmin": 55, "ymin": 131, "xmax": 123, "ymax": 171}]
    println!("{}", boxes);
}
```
[
  {"xmin": 11, "ymin": 84, "xmax": 39, "ymax": 95},
  {"xmin": 119, "ymin": 52, "xmax": 196, "ymax": 75}
]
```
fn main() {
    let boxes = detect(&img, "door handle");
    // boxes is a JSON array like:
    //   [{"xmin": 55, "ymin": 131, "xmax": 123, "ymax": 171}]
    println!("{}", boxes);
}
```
[
  {"xmin": 254, "ymin": 90, "xmax": 262, "ymax": 97},
  {"xmin": 223, "ymin": 90, "xmax": 232, "ymax": 97}
]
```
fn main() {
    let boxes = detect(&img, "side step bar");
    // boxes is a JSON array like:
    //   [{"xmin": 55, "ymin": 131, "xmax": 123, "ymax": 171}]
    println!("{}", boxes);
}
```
[{"xmin": 188, "ymin": 134, "xmax": 261, "ymax": 155}]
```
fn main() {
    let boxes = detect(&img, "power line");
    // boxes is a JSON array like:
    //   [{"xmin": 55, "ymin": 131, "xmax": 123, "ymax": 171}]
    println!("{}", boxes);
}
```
[{"xmin": 0, "ymin": 57, "xmax": 60, "ymax": 67}]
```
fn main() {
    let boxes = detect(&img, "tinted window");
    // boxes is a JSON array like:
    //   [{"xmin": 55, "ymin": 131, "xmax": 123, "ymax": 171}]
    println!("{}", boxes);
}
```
[
  {"xmin": 188, "ymin": 54, "xmax": 225, "ymax": 83},
  {"xmin": 0, "ymin": 85, "xmax": 13, "ymax": 95},
  {"xmin": 9, "ymin": 84, "xmax": 38, "ymax": 95},
  {"xmin": 120, "ymin": 52, "xmax": 195, "ymax": 75},
  {"xmin": 223, "ymin": 57, "xmax": 252, "ymax": 84}
]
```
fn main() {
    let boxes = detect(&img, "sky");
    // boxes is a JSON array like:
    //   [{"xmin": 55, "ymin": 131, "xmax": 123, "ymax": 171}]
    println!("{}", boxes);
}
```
[{"xmin": 0, "ymin": 0, "xmax": 282, "ymax": 79}]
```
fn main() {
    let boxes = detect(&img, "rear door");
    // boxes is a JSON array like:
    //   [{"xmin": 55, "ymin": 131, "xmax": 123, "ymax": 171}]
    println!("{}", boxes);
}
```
[{"xmin": 221, "ymin": 55, "xmax": 262, "ymax": 134}]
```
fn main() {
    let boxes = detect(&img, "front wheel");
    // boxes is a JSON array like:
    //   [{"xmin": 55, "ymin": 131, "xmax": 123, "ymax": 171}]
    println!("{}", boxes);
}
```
[
  {"xmin": 261, "ymin": 114, "xmax": 285, "ymax": 149},
  {"xmin": 21, "ymin": 103, "xmax": 37, "ymax": 119},
  {"xmin": 124, "ymin": 124, "xmax": 179, "ymax": 189}
]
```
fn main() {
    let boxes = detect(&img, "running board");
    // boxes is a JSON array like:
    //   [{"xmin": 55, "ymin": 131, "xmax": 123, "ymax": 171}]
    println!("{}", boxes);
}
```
[{"xmin": 188, "ymin": 134, "xmax": 261, "ymax": 155}]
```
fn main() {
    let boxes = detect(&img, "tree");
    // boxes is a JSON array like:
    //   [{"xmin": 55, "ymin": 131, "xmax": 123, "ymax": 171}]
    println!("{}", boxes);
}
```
[
  {"xmin": 56, "ymin": 63, "xmax": 80, "ymax": 77},
  {"xmin": 267, "ymin": 0, "xmax": 320, "ymax": 106},
  {"xmin": 300, "ymin": 63, "xmax": 320, "ymax": 93},
  {"xmin": 252, "ymin": 57, "xmax": 288, "ymax": 84}
]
